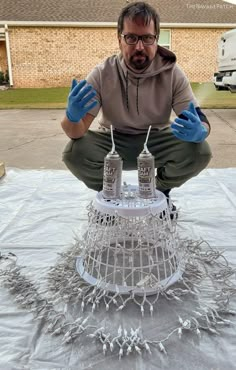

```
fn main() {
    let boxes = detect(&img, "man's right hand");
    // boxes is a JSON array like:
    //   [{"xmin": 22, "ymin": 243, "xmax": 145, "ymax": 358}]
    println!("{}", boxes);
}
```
[{"xmin": 66, "ymin": 79, "xmax": 98, "ymax": 123}]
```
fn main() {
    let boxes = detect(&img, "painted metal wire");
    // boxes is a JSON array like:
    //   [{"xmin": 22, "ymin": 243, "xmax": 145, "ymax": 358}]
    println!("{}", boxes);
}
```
[{"xmin": 77, "ymin": 186, "xmax": 182, "ymax": 295}]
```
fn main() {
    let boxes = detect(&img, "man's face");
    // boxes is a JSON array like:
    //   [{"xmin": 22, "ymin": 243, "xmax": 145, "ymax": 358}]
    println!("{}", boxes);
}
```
[{"xmin": 119, "ymin": 17, "xmax": 158, "ymax": 70}]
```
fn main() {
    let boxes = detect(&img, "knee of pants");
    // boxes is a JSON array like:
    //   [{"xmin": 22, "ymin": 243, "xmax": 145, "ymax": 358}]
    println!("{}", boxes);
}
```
[
  {"xmin": 62, "ymin": 143, "xmax": 79, "ymax": 178},
  {"xmin": 62, "ymin": 139, "xmax": 81, "ymax": 168},
  {"xmin": 62, "ymin": 138, "xmax": 95, "ymax": 180},
  {"xmin": 185, "ymin": 141, "xmax": 212, "ymax": 172},
  {"xmin": 62, "ymin": 138, "xmax": 104, "ymax": 191},
  {"xmin": 62, "ymin": 137, "xmax": 101, "ymax": 168},
  {"xmin": 62, "ymin": 135, "xmax": 107, "ymax": 167}
]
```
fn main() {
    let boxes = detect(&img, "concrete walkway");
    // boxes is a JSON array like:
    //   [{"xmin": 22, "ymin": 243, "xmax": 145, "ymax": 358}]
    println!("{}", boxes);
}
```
[{"xmin": 0, "ymin": 109, "xmax": 235, "ymax": 169}]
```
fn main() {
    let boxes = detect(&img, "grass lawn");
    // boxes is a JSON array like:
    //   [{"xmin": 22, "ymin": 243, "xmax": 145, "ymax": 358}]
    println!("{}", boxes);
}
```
[
  {"xmin": 191, "ymin": 83, "xmax": 236, "ymax": 109},
  {"xmin": 0, "ymin": 87, "xmax": 70, "ymax": 109},
  {"xmin": 0, "ymin": 82, "xmax": 235, "ymax": 109}
]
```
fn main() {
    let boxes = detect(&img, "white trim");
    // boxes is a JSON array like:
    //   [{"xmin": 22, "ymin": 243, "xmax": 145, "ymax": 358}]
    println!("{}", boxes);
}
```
[
  {"xmin": 161, "ymin": 22, "xmax": 236, "ymax": 28},
  {"xmin": 4, "ymin": 25, "xmax": 13, "ymax": 86},
  {"xmin": 0, "ymin": 21, "xmax": 116, "ymax": 27},
  {"xmin": 0, "ymin": 21, "xmax": 235, "ymax": 28}
]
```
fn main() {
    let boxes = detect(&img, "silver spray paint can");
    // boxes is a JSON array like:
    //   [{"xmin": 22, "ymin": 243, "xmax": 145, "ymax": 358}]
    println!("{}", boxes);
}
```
[
  {"xmin": 102, "ymin": 151, "xmax": 123, "ymax": 199},
  {"xmin": 137, "ymin": 150, "xmax": 156, "ymax": 198},
  {"xmin": 137, "ymin": 125, "xmax": 156, "ymax": 198},
  {"xmin": 102, "ymin": 125, "xmax": 123, "ymax": 199}
]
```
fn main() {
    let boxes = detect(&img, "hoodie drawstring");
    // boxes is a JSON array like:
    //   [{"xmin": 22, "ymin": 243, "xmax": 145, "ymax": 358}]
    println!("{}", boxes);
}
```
[
  {"xmin": 136, "ymin": 78, "xmax": 140, "ymax": 115},
  {"xmin": 125, "ymin": 71, "xmax": 129, "ymax": 112},
  {"xmin": 125, "ymin": 71, "xmax": 140, "ymax": 115}
]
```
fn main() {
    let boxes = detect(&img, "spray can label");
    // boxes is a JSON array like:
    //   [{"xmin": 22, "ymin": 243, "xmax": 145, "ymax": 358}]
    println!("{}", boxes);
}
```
[
  {"xmin": 103, "ymin": 155, "xmax": 122, "ymax": 199},
  {"xmin": 138, "ymin": 154, "xmax": 156, "ymax": 198}
]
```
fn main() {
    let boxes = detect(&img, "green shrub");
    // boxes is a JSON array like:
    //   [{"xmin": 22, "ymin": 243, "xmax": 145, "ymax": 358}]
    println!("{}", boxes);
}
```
[
  {"xmin": 0, "ymin": 70, "xmax": 9, "ymax": 84},
  {"xmin": 5, "ymin": 70, "xmax": 9, "ymax": 84},
  {"xmin": 0, "ymin": 71, "xmax": 5, "ymax": 84}
]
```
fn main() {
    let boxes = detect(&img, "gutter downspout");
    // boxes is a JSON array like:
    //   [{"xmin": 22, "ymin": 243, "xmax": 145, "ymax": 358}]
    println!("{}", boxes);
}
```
[{"xmin": 5, "ymin": 24, "xmax": 13, "ymax": 86}]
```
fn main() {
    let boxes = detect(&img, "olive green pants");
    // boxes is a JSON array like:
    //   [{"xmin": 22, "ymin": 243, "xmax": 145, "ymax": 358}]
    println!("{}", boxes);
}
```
[{"xmin": 62, "ymin": 128, "xmax": 212, "ymax": 192}]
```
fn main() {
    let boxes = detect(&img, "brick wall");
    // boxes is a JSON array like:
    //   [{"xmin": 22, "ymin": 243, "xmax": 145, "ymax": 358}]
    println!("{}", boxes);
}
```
[
  {"xmin": 0, "ymin": 41, "xmax": 7, "ymax": 74},
  {"xmin": 9, "ymin": 27, "xmax": 119, "ymax": 88},
  {"xmin": 171, "ymin": 28, "xmax": 228, "ymax": 82},
  {"xmin": 8, "ymin": 26, "xmax": 229, "ymax": 88}
]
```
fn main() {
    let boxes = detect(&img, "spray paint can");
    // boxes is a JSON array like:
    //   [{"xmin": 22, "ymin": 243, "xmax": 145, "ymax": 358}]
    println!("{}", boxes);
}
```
[
  {"xmin": 102, "ymin": 126, "xmax": 123, "ymax": 199},
  {"xmin": 137, "ymin": 126, "xmax": 156, "ymax": 198},
  {"xmin": 102, "ymin": 151, "xmax": 122, "ymax": 199}
]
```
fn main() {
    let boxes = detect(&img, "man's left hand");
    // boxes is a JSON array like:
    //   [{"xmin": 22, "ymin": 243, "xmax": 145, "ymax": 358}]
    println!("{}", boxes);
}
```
[{"xmin": 171, "ymin": 102, "xmax": 208, "ymax": 143}]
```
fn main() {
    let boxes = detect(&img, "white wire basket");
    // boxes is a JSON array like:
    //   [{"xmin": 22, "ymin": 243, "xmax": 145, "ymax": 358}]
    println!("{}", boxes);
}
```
[{"xmin": 76, "ymin": 185, "xmax": 184, "ymax": 296}]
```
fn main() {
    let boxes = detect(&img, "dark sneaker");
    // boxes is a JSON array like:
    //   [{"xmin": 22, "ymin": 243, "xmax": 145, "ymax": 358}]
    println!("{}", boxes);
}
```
[
  {"xmin": 160, "ymin": 189, "xmax": 178, "ymax": 220},
  {"xmin": 166, "ymin": 197, "xmax": 178, "ymax": 220}
]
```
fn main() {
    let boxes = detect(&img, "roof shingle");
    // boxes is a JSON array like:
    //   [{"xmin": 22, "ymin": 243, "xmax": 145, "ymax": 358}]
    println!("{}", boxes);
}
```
[{"xmin": 0, "ymin": 0, "xmax": 236, "ymax": 24}]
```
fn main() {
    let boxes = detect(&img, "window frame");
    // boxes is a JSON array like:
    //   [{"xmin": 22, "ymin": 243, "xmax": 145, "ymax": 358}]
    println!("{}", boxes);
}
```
[{"xmin": 159, "ymin": 29, "xmax": 171, "ymax": 50}]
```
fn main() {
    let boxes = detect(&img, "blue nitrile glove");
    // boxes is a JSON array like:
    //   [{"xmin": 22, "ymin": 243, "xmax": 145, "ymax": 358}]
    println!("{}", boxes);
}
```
[
  {"xmin": 66, "ymin": 79, "xmax": 98, "ymax": 123},
  {"xmin": 171, "ymin": 102, "xmax": 208, "ymax": 143}
]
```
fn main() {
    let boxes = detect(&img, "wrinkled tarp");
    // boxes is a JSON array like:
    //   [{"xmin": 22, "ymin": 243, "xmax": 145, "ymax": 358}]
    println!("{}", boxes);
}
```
[{"xmin": 0, "ymin": 168, "xmax": 236, "ymax": 370}]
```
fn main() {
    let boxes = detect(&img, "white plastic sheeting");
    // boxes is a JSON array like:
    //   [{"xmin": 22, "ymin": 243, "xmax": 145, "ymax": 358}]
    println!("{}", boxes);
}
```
[{"xmin": 0, "ymin": 168, "xmax": 236, "ymax": 370}]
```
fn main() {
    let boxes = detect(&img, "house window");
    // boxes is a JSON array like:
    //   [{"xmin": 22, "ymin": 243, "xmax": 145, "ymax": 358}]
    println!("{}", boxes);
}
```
[{"xmin": 159, "ymin": 29, "xmax": 171, "ymax": 49}]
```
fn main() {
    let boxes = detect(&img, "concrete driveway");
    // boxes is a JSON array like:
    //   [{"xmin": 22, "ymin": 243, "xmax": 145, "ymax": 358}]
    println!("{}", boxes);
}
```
[{"xmin": 0, "ymin": 109, "xmax": 235, "ymax": 169}]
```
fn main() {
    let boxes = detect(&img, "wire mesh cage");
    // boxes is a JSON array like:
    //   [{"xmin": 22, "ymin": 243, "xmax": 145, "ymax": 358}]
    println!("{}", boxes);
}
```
[{"xmin": 76, "ymin": 185, "xmax": 183, "ymax": 295}]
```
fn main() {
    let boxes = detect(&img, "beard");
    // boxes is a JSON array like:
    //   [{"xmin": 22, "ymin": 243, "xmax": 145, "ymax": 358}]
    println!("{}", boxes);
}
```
[{"xmin": 129, "ymin": 51, "xmax": 150, "ymax": 70}]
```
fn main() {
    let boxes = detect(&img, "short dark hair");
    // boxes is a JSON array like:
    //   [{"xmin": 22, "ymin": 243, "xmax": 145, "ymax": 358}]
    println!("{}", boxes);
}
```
[{"xmin": 117, "ymin": 2, "xmax": 160, "ymax": 36}]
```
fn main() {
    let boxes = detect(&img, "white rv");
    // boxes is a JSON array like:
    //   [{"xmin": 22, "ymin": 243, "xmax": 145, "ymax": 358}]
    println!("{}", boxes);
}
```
[{"xmin": 213, "ymin": 28, "xmax": 236, "ymax": 92}]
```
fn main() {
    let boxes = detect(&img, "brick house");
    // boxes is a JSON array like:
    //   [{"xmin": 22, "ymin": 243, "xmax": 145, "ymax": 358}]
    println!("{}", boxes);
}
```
[{"xmin": 0, "ymin": 0, "xmax": 236, "ymax": 88}]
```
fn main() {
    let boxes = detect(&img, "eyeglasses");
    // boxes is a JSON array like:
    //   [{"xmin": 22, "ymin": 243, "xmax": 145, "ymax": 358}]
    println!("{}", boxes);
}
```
[{"xmin": 120, "ymin": 33, "xmax": 157, "ymax": 45}]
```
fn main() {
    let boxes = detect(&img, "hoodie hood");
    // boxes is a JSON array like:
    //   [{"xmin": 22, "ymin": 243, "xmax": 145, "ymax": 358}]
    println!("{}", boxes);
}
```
[
  {"xmin": 117, "ymin": 46, "xmax": 177, "ymax": 114},
  {"xmin": 118, "ymin": 46, "xmax": 177, "ymax": 79}
]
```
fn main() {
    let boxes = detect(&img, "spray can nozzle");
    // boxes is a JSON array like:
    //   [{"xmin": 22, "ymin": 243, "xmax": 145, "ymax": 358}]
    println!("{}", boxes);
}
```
[
  {"xmin": 110, "ymin": 125, "xmax": 116, "ymax": 154},
  {"xmin": 102, "ymin": 125, "xmax": 123, "ymax": 199},
  {"xmin": 137, "ymin": 125, "xmax": 156, "ymax": 199},
  {"xmin": 142, "ymin": 125, "xmax": 152, "ymax": 154}
]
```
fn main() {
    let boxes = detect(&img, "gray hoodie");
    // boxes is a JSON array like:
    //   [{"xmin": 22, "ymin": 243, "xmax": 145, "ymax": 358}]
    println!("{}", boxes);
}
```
[{"xmin": 86, "ymin": 46, "xmax": 198, "ymax": 134}]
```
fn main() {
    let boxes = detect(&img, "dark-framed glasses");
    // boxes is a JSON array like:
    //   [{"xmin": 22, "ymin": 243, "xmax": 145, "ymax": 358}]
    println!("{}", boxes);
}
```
[{"xmin": 121, "ymin": 33, "xmax": 157, "ymax": 45}]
